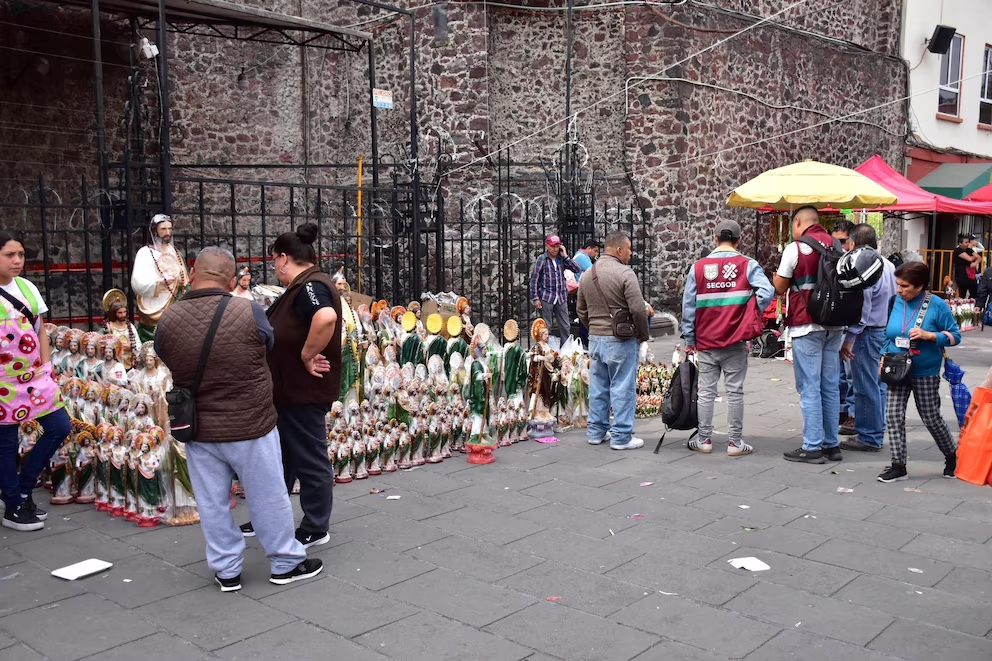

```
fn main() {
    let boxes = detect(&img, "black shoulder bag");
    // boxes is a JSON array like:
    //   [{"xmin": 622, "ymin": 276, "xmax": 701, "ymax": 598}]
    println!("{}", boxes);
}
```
[
  {"xmin": 0, "ymin": 285, "xmax": 36, "ymax": 329},
  {"xmin": 879, "ymin": 293, "xmax": 930, "ymax": 386},
  {"xmin": 167, "ymin": 295, "xmax": 231, "ymax": 442},
  {"xmin": 589, "ymin": 265, "xmax": 637, "ymax": 339}
]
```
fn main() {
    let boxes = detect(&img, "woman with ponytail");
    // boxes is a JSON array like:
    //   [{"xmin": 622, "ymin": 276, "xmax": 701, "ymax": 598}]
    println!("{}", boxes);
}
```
[{"xmin": 240, "ymin": 223, "xmax": 340, "ymax": 548}]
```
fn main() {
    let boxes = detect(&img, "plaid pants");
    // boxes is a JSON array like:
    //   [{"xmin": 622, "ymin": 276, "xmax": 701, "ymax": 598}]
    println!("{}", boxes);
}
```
[{"xmin": 885, "ymin": 375, "xmax": 956, "ymax": 465}]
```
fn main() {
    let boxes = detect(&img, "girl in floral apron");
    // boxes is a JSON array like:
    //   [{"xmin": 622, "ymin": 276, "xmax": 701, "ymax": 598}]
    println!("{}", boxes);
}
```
[{"xmin": 0, "ymin": 231, "xmax": 71, "ymax": 532}]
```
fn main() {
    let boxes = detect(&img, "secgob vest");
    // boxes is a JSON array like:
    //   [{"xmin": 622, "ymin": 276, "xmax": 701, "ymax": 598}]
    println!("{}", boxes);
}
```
[{"xmin": 693, "ymin": 253, "xmax": 762, "ymax": 351}]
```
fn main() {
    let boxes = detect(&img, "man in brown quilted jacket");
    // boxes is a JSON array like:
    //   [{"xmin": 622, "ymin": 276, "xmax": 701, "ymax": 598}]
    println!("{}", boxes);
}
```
[{"xmin": 156, "ymin": 247, "xmax": 322, "ymax": 591}]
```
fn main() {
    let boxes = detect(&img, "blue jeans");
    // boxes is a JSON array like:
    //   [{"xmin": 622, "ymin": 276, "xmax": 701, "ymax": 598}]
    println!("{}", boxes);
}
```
[
  {"xmin": 839, "ymin": 358, "xmax": 854, "ymax": 418},
  {"xmin": 791, "ymin": 330, "xmax": 844, "ymax": 452},
  {"xmin": 851, "ymin": 328, "xmax": 887, "ymax": 448},
  {"xmin": 587, "ymin": 335, "xmax": 639, "ymax": 445},
  {"xmin": 0, "ymin": 409, "xmax": 71, "ymax": 510}
]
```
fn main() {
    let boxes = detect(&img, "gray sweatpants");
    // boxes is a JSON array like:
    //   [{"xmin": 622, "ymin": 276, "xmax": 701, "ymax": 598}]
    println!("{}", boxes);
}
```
[
  {"xmin": 186, "ymin": 427, "xmax": 306, "ymax": 579},
  {"xmin": 696, "ymin": 342, "xmax": 749, "ymax": 443}
]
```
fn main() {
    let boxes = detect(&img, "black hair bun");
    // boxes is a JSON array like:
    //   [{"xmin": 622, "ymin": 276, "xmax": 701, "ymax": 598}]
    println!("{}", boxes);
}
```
[{"xmin": 296, "ymin": 223, "xmax": 319, "ymax": 245}]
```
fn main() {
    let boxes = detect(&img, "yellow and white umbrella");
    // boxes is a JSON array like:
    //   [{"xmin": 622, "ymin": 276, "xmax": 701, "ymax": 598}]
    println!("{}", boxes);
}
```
[{"xmin": 727, "ymin": 160, "xmax": 897, "ymax": 210}]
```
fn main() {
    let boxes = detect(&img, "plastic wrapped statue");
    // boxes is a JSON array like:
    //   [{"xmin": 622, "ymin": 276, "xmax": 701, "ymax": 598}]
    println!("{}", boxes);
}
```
[
  {"xmin": 52, "ymin": 326, "xmax": 71, "ymax": 376},
  {"xmin": 103, "ymin": 292, "xmax": 141, "ymax": 369},
  {"xmin": 334, "ymin": 435, "xmax": 353, "ymax": 484},
  {"xmin": 570, "ymin": 354, "xmax": 590, "ymax": 428},
  {"xmin": 75, "ymin": 331, "xmax": 104, "ymax": 382},
  {"xmin": 352, "ymin": 431, "xmax": 369, "ymax": 480},
  {"xmin": 99, "ymin": 335, "xmax": 130, "ymax": 387},
  {"xmin": 18, "ymin": 420, "xmax": 40, "ymax": 470},
  {"xmin": 107, "ymin": 426, "xmax": 128, "ymax": 515},
  {"xmin": 63, "ymin": 329, "xmax": 85, "ymax": 378},
  {"xmin": 50, "ymin": 436, "xmax": 75, "ymax": 505},
  {"xmin": 367, "ymin": 425, "xmax": 383, "ymax": 476},
  {"xmin": 131, "ymin": 214, "xmax": 189, "ymax": 342},
  {"xmin": 400, "ymin": 311, "xmax": 424, "ymax": 366},
  {"xmin": 131, "ymin": 345, "xmax": 171, "ymax": 429},
  {"xmin": 74, "ymin": 429, "xmax": 97, "ymax": 504},
  {"xmin": 130, "ymin": 394, "xmax": 156, "ymax": 433},
  {"xmin": 382, "ymin": 423, "xmax": 398, "ymax": 472},
  {"xmin": 397, "ymin": 422, "xmax": 412, "ymax": 469},
  {"xmin": 135, "ymin": 432, "xmax": 163, "ymax": 527},
  {"xmin": 456, "ymin": 297, "xmax": 474, "ymax": 342},
  {"xmin": 80, "ymin": 382, "xmax": 104, "ymax": 426},
  {"xmin": 163, "ymin": 439, "xmax": 199, "ymax": 526},
  {"xmin": 465, "ymin": 327, "xmax": 495, "ymax": 447},
  {"xmin": 526, "ymin": 318, "xmax": 558, "ymax": 439},
  {"xmin": 94, "ymin": 425, "xmax": 115, "ymax": 511}
]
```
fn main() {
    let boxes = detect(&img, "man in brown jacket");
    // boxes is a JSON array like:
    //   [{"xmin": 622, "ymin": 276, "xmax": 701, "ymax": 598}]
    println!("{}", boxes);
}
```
[
  {"xmin": 156, "ymin": 247, "xmax": 322, "ymax": 592},
  {"xmin": 577, "ymin": 232, "xmax": 650, "ymax": 450}
]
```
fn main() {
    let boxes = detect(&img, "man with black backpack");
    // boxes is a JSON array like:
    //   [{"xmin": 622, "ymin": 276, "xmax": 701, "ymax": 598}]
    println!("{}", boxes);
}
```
[
  {"xmin": 774, "ymin": 206, "xmax": 860, "ymax": 464},
  {"xmin": 681, "ymin": 220, "xmax": 773, "ymax": 457}
]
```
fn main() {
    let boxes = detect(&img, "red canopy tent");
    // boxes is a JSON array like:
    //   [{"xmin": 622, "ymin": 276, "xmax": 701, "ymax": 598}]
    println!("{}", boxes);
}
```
[
  {"xmin": 854, "ymin": 156, "xmax": 992, "ymax": 214},
  {"xmin": 966, "ymin": 183, "xmax": 992, "ymax": 203}
]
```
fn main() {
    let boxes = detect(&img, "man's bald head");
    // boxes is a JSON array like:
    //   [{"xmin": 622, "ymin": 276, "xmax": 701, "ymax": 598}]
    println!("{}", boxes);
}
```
[
  {"xmin": 791, "ymin": 205, "xmax": 820, "ymax": 240},
  {"xmin": 191, "ymin": 246, "xmax": 236, "ymax": 291}
]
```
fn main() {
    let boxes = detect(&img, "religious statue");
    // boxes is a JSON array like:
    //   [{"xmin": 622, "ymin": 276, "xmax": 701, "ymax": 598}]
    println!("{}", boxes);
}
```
[
  {"xmin": 99, "ymin": 335, "xmax": 129, "ymax": 387},
  {"xmin": 80, "ymin": 382, "xmax": 104, "ymax": 426},
  {"xmin": 135, "ymin": 433, "xmax": 163, "ymax": 527},
  {"xmin": 63, "ymin": 329, "xmax": 84, "ymax": 377},
  {"xmin": 51, "ymin": 326, "xmax": 71, "ymax": 376},
  {"xmin": 501, "ymin": 318, "xmax": 528, "ymax": 412},
  {"xmin": 102, "ymin": 290, "xmax": 141, "ymax": 369},
  {"xmin": 164, "ymin": 439, "xmax": 199, "ymax": 525},
  {"xmin": 130, "ymin": 214, "xmax": 189, "ymax": 342},
  {"xmin": 526, "ymin": 318, "xmax": 558, "ymax": 439},
  {"xmin": 131, "ymin": 345, "xmax": 171, "ymax": 429},
  {"xmin": 75, "ymin": 332, "xmax": 103, "ymax": 382},
  {"xmin": 335, "ymin": 437, "xmax": 353, "ymax": 484},
  {"xmin": 74, "ymin": 429, "xmax": 97, "ymax": 504},
  {"xmin": 456, "ymin": 297, "xmax": 474, "ymax": 342},
  {"xmin": 465, "ymin": 326, "xmax": 495, "ymax": 447},
  {"xmin": 232, "ymin": 266, "xmax": 253, "ymax": 300}
]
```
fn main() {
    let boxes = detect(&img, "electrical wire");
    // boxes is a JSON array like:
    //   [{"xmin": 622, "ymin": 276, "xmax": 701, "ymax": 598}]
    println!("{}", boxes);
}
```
[
  {"xmin": 0, "ymin": 19, "xmax": 134, "ymax": 48},
  {"xmin": 439, "ymin": 0, "xmax": 811, "ymax": 180},
  {"xmin": 0, "ymin": 45, "xmax": 132, "ymax": 69},
  {"xmin": 0, "ymin": 100, "xmax": 99, "ymax": 115},
  {"xmin": 614, "ymin": 67, "xmax": 991, "ymax": 181}
]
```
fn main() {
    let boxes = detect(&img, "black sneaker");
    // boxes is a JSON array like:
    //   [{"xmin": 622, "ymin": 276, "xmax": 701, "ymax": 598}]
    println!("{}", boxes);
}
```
[
  {"xmin": 839, "ymin": 438, "xmax": 882, "ymax": 453},
  {"xmin": 215, "ymin": 573, "xmax": 242, "ymax": 592},
  {"xmin": 2, "ymin": 504, "xmax": 44, "ymax": 532},
  {"xmin": 270, "ymin": 558, "xmax": 323, "ymax": 585},
  {"xmin": 877, "ymin": 464, "xmax": 908, "ymax": 483},
  {"xmin": 822, "ymin": 446, "xmax": 843, "ymax": 462},
  {"xmin": 295, "ymin": 529, "xmax": 330, "ymax": 548},
  {"xmin": 21, "ymin": 493, "xmax": 47, "ymax": 521},
  {"xmin": 944, "ymin": 455, "xmax": 957, "ymax": 479},
  {"xmin": 783, "ymin": 448, "xmax": 826, "ymax": 464},
  {"xmin": 240, "ymin": 521, "xmax": 255, "ymax": 537}
]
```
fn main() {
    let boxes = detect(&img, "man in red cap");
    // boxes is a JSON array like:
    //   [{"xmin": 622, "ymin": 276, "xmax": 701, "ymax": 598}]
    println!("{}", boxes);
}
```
[{"xmin": 530, "ymin": 235, "xmax": 582, "ymax": 345}]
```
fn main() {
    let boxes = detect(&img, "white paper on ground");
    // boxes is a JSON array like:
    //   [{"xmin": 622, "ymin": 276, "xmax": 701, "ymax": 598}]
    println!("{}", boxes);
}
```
[
  {"xmin": 51, "ymin": 559, "xmax": 113, "ymax": 581},
  {"xmin": 728, "ymin": 557, "xmax": 770, "ymax": 572}
]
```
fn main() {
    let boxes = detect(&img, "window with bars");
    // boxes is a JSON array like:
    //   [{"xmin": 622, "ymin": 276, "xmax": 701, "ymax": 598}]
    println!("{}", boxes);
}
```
[
  {"xmin": 939, "ymin": 34, "xmax": 965, "ymax": 116},
  {"xmin": 981, "ymin": 45, "xmax": 992, "ymax": 126}
]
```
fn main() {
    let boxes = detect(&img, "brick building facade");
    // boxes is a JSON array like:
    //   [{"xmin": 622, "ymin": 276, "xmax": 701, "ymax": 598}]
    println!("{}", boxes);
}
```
[{"xmin": 0, "ymin": 0, "xmax": 907, "ymax": 315}]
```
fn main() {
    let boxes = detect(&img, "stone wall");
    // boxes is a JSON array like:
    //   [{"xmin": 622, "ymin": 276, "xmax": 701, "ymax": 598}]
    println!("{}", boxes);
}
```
[{"xmin": 0, "ymin": 0, "xmax": 908, "ymax": 316}]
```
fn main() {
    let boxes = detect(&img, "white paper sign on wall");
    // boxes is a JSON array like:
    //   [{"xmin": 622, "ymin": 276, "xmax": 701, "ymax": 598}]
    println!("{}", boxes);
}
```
[{"xmin": 373, "ymin": 89, "xmax": 393, "ymax": 109}]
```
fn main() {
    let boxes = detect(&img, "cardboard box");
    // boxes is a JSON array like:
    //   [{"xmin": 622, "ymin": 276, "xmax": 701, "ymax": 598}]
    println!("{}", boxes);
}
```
[
  {"xmin": 349, "ymin": 292, "xmax": 373, "ymax": 310},
  {"xmin": 422, "ymin": 300, "xmax": 460, "ymax": 320}
]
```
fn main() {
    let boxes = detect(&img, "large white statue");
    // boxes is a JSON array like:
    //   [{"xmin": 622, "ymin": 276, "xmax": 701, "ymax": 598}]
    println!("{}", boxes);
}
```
[{"xmin": 130, "ymin": 214, "xmax": 188, "ymax": 342}]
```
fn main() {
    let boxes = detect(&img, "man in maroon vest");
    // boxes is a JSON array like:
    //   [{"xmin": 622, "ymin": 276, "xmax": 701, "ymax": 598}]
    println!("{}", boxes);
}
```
[
  {"xmin": 682, "ymin": 220, "xmax": 773, "ymax": 456},
  {"xmin": 774, "ymin": 206, "xmax": 845, "ymax": 464}
]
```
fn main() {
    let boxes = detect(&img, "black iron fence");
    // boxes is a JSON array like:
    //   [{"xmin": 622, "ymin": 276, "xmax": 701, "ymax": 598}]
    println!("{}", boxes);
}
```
[{"xmin": 0, "ymin": 175, "xmax": 650, "ymax": 334}]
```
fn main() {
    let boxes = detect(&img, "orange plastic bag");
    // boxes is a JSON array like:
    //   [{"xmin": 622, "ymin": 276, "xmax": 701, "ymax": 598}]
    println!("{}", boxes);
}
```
[{"xmin": 955, "ymin": 387, "xmax": 992, "ymax": 486}]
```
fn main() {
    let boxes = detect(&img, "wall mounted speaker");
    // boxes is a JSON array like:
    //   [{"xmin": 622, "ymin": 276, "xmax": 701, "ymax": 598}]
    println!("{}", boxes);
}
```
[{"xmin": 927, "ymin": 25, "xmax": 956, "ymax": 54}]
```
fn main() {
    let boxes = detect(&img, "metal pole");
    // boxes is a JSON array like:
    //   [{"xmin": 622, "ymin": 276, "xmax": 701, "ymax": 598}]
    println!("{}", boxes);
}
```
[
  {"xmin": 564, "ymin": 0, "xmax": 573, "ymax": 189},
  {"xmin": 157, "ymin": 0, "xmax": 173, "ymax": 213},
  {"xmin": 92, "ymin": 0, "xmax": 113, "ymax": 293},
  {"xmin": 408, "ymin": 13, "xmax": 422, "ymax": 299},
  {"xmin": 368, "ymin": 41, "xmax": 380, "ymax": 191}
]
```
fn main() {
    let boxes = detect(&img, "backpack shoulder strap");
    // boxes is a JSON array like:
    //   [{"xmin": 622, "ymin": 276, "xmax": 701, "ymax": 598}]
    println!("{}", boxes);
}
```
[
  {"xmin": 797, "ymin": 235, "xmax": 829, "ymax": 255},
  {"xmin": 887, "ymin": 294, "xmax": 896, "ymax": 318}
]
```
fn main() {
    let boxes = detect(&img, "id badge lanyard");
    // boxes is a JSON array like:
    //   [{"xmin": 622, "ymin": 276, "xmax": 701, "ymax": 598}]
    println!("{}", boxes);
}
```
[{"xmin": 898, "ymin": 294, "xmax": 930, "ymax": 354}]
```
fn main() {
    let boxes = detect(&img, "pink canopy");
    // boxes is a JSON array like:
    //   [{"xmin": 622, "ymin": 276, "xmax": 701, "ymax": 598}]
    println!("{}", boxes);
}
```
[
  {"xmin": 855, "ymin": 156, "xmax": 992, "ymax": 215},
  {"xmin": 966, "ymin": 183, "xmax": 992, "ymax": 202}
]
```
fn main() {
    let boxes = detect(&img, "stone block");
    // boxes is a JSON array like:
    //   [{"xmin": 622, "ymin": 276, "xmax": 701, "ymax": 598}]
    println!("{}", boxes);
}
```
[
  {"xmin": 677, "ymin": 471, "xmax": 787, "ymax": 500},
  {"xmin": 498, "ymin": 562, "xmax": 650, "ymax": 617},
  {"xmin": 122, "ymin": 524, "xmax": 210, "ymax": 567},
  {"xmin": 516, "ymin": 502, "xmax": 638, "ymax": 538},
  {"xmin": 948, "ymin": 499, "xmax": 992, "ymax": 524},
  {"xmin": 439, "ymin": 483, "xmax": 549, "ymax": 515},
  {"xmin": 866, "ymin": 504, "xmax": 992, "ymax": 544},
  {"xmin": 600, "ymin": 497, "xmax": 721, "ymax": 532},
  {"xmin": 834, "ymin": 574, "xmax": 992, "ymax": 637},
  {"xmin": 868, "ymin": 618, "xmax": 992, "ymax": 661},
  {"xmin": 519, "ymin": 479, "xmax": 631, "ymax": 511},
  {"xmin": 690, "ymin": 493, "xmax": 807, "ymax": 526},
  {"xmin": 377, "ymin": 468, "xmax": 473, "ymax": 496},
  {"xmin": 420, "ymin": 505, "xmax": 543, "ymax": 545},
  {"xmin": 0, "ymin": 559, "xmax": 87, "ymax": 615},
  {"xmin": 384, "ymin": 567, "xmax": 536, "ymax": 627},
  {"xmin": 79, "ymin": 552, "xmax": 210, "ymax": 609},
  {"xmin": 611, "ymin": 593, "xmax": 780, "ymax": 658},
  {"xmin": 358, "ymin": 611, "xmax": 533, "ymax": 661},
  {"xmin": 329, "ymin": 511, "xmax": 449, "ymax": 553},
  {"xmin": 526, "ymin": 462, "xmax": 627, "ymax": 488},
  {"xmin": 10, "ymin": 527, "xmax": 142, "ymax": 571},
  {"xmin": 506, "ymin": 528, "xmax": 643, "ymax": 574},
  {"xmin": 0, "ymin": 644, "xmax": 44, "ymax": 661},
  {"xmin": 848, "ymin": 480, "xmax": 964, "ymax": 514},
  {"xmin": 89, "ymin": 633, "xmax": 212, "ymax": 661},
  {"xmin": 901, "ymin": 533, "xmax": 992, "ymax": 573},
  {"xmin": 935, "ymin": 567, "xmax": 992, "ymax": 604},
  {"xmin": 486, "ymin": 601, "xmax": 659, "ymax": 661},
  {"xmin": 0, "ymin": 593, "xmax": 156, "ymax": 660},
  {"xmin": 744, "ymin": 630, "xmax": 899, "ymax": 661},
  {"xmin": 599, "ymin": 477, "xmax": 706, "ymax": 504},
  {"xmin": 805, "ymin": 539, "xmax": 953, "ymax": 588},
  {"xmin": 217, "ymin": 621, "xmax": 387, "ymax": 661},
  {"xmin": 347, "ymin": 491, "xmax": 464, "ymax": 521},
  {"xmin": 606, "ymin": 553, "xmax": 756, "ymax": 606},
  {"xmin": 447, "ymin": 465, "xmax": 554, "ymax": 490},
  {"xmin": 609, "ymin": 524, "xmax": 740, "ymax": 566},
  {"xmin": 406, "ymin": 534, "xmax": 544, "ymax": 582},
  {"xmin": 725, "ymin": 581, "xmax": 894, "ymax": 646},
  {"xmin": 765, "ymin": 487, "xmax": 886, "ymax": 521},
  {"xmin": 785, "ymin": 512, "xmax": 918, "ymax": 550},
  {"xmin": 261, "ymin": 574, "xmax": 418, "ymax": 638},
  {"xmin": 628, "ymin": 639, "xmax": 727, "ymax": 661},
  {"xmin": 322, "ymin": 541, "xmax": 435, "ymax": 591},
  {"xmin": 710, "ymin": 546, "xmax": 859, "ymax": 596},
  {"xmin": 695, "ymin": 517, "xmax": 828, "ymax": 557}
]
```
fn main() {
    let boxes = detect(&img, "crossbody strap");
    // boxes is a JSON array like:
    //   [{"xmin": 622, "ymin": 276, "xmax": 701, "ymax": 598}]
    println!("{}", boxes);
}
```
[
  {"xmin": 589, "ymin": 265, "xmax": 617, "ymax": 319},
  {"xmin": 191, "ymin": 295, "xmax": 231, "ymax": 397},
  {"xmin": 913, "ymin": 293, "xmax": 931, "ymax": 329},
  {"xmin": 0, "ymin": 286, "xmax": 35, "ymax": 328}
]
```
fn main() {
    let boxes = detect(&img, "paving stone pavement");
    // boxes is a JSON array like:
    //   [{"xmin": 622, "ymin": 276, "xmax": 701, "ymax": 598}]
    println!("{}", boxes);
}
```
[{"xmin": 2, "ymin": 333, "xmax": 992, "ymax": 660}]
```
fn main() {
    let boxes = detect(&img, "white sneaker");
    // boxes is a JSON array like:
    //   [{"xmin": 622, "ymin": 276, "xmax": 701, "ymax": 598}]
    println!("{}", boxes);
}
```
[
  {"xmin": 588, "ymin": 431, "xmax": 611, "ymax": 446},
  {"xmin": 728, "ymin": 441, "xmax": 754, "ymax": 457},
  {"xmin": 688, "ymin": 437, "xmax": 713, "ymax": 454},
  {"xmin": 611, "ymin": 437, "xmax": 644, "ymax": 450}
]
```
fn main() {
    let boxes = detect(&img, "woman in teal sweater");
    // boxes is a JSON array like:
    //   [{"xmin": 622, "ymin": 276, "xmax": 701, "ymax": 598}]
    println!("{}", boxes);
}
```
[{"xmin": 878, "ymin": 262, "xmax": 961, "ymax": 483}]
